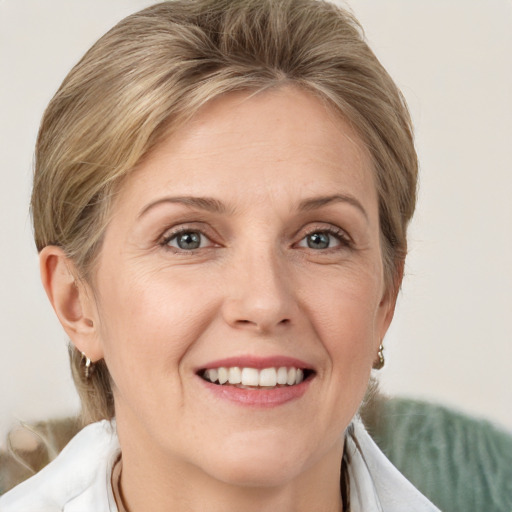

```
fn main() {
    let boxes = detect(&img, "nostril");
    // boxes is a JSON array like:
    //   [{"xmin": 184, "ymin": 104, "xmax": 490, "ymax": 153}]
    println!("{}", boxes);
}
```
[{"xmin": 231, "ymin": 317, "xmax": 291, "ymax": 333}]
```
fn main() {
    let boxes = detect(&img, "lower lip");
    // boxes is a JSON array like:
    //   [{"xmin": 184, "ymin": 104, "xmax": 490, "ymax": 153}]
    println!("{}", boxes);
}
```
[{"xmin": 199, "ymin": 377, "xmax": 312, "ymax": 407}]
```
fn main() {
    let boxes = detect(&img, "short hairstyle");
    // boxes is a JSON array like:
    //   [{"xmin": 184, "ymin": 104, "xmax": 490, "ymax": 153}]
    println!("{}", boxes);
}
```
[{"xmin": 32, "ymin": 0, "xmax": 417, "ymax": 423}]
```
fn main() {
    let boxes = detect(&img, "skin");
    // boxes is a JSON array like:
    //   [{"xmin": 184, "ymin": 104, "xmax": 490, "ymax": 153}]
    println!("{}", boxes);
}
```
[{"xmin": 41, "ymin": 86, "xmax": 397, "ymax": 512}]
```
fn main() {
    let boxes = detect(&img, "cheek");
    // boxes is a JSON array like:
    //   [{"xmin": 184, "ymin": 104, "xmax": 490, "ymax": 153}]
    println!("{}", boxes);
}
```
[
  {"xmin": 308, "ymin": 266, "xmax": 381, "ymax": 326},
  {"xmin": 302, "ymin": 267, "xmax": 382, "ymax": 376},
  {"xmin": 94, "ymin": 267, "xmax": 217, "ymax": 389}
]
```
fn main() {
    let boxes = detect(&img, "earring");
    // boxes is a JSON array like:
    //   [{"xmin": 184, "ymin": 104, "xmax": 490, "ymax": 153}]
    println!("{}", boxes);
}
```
[
  {"xmin": 81, "ymin": 352, "xmax": 94, "ymax": 379},
  {"xmin": 373, "ymin": 344, "xmax": 385, "ymax": 370}
]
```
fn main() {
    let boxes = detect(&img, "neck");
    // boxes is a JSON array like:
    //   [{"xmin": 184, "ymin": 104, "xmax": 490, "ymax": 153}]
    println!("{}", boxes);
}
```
[
  {"xmin": 115, "ymin": 424, "xmax": 344, "ymax": 512},
  {"xmin": 118, "ymin": 455, "xmax": 343, "ymax": 512}
]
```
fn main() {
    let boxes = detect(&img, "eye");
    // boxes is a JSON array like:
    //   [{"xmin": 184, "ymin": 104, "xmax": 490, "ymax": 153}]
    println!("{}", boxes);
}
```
[
  {"xmin": 164, "ymin": 230, "xmax": 211, "ymax": 251},
  {"xmin": 297, "ymin": 229, "xmax": 348, "ymax": 250}
]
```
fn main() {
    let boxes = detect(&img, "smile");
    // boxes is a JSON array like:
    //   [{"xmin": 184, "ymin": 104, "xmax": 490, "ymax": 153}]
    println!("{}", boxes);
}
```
[{"xmin": 200, "ymin": 366, "xmax": 313, "ymax": 388}]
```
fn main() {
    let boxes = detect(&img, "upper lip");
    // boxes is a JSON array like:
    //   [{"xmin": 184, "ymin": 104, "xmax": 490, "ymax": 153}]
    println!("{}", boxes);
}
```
[{"xmin": 197, "ymin": 355, "xmax": 314, "ymax": 372}]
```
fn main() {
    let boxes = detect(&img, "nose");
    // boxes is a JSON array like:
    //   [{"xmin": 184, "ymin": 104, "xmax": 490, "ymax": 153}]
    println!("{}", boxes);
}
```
[{"xmin": 221, "ymin": 247, "xmax": 299, "ymax": 334}]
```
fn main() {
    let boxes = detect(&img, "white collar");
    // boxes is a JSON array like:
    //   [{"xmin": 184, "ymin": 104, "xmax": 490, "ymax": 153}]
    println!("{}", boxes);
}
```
[
  {"xmin": 0, "ymin": 419, "xmax": 439, "ymax": 511},
  {"xmin": 347, "ymin": 419, "xmax": 440, "ymax": 511}
]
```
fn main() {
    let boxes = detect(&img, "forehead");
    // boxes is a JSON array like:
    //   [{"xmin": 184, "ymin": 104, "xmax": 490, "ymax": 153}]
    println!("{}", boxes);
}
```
[{"xmin": 116, "ymin": 86, "xmax": 377, "ymax": 216}]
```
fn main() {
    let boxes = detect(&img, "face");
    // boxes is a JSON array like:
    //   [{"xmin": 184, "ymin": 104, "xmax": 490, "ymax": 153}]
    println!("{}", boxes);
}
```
[{"xmin": 85, "ymin": 87, "xmax": 394, "ymax": 487}]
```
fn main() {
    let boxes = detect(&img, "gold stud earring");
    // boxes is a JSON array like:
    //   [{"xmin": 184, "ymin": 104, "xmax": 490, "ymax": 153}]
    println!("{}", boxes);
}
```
[
  {"xmin": 81, "ymin": 352, "xmax": 94, "ymax": 379},
  {"xmin": 373, "ymin": 344, "xmax": 385, "ymax": 370}
]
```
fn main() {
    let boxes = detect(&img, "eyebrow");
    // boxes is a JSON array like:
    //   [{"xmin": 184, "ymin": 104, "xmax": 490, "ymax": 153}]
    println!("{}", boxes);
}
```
[
  {"xmin": 138, "ymin": 196, "xmax": 228, "ymax": 219},
  {"xmin": 298, "ymin": 194, "xmax": 368, "ymax": 219},
  {"xmin": 138, "ymin": 193, "xmax": 368, "ymax": 219}
]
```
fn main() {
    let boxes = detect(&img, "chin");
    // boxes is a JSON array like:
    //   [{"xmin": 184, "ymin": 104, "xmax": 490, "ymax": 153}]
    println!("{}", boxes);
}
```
[
  {"xmin": 208, "ymin": 455, "xmax": 304, "ymax": 489},
  {"xmin": 197, "ymin": 433, "xmax": 323, "ymax": 489}
]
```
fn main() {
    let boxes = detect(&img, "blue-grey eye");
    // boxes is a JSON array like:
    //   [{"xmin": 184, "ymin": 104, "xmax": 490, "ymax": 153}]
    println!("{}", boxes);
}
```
[
  {"xmin": 297, "ymin": 230, "xmax": 344, "ymax": 250},
  {"xmin": 169, "ymin": 231, "xmax": 203, "ymax": 250},
  {"xmin": 307, "ymin": 232, "xmax": 331, "ymax": 249}
]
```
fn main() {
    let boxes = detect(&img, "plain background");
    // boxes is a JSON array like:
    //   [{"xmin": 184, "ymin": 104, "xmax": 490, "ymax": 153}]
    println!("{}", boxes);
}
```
[{"xmin": 1, "ymin": 0, "xmax": 511, "ymax": 442}]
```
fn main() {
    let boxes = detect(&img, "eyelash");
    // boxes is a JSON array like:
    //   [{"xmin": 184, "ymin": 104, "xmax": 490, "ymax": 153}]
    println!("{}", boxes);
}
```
[
  {"xmin": 159, "ymin": 224, "xmax": 352, "ymax": 253},
  {"xmin": 160, "ymin": 226, "xmax": 214, "ymax": 253},
  {"xmin": 297, "ymin": 226, "xmax": 352, "ymax": 251}
]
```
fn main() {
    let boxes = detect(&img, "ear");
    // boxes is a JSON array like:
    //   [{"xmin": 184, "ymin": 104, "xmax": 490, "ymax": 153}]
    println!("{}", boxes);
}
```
[
  {"xmin": 377, "ymin": 288, "xmax": 398, "ymax": 343},
  {"xmin": 39, "ymin": 246, "xmax": 104, "ymax": 362},
  {"xmin": 375, "ymin": 262, "xmax": 403, "ymax": 348}
]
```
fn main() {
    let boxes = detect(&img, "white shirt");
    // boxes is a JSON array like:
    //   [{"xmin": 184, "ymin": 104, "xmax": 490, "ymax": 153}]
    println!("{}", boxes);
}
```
[{"xmin": 0, "ymin": 419, "xmax": 440, "ymax": 511}]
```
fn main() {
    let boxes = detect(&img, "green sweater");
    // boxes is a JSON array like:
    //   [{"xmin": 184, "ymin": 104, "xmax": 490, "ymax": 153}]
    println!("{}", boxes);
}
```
[{"xmin": 363, "ymin": 397, "xmax": 512, "ymax": 512}]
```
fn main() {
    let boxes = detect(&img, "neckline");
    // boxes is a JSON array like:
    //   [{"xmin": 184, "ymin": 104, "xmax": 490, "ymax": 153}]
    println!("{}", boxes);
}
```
[{"xmin": 111, "ymin": 454, "xmax": 128, "ymax": 512}]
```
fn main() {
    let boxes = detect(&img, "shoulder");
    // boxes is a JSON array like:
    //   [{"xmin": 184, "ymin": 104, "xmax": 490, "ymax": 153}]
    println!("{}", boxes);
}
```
[
  {"xmin": 0, "ymin": 420, "xmax": 119, "ymax": 511},
  {"xmin": 348, "ymin": 419, "xmax": 441, "ymax": 512},
  {"xmin": 367, "ymin": 398, "xmax": 512, "ymax": 512}
]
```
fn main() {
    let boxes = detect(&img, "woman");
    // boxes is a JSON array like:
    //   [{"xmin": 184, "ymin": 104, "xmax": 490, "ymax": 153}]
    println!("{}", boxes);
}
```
[{"xmin": 0, "ymin": 0, "xmax": 439, "ymax": 510}]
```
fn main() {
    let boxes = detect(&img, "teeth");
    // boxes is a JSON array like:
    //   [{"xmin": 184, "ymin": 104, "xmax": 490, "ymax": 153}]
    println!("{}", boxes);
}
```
[
  {"xmin": 203, "ymin": 366, "xmax": 307, "ymax": 387},
  {"xmin": 287, "ymin": 367, "xmax": 296, "ymax": 386},
  {"xmin": 205, "ymin": 368, "xmax": 218, "ymax": 383},
  {"xmin": 241, "ymin": 367, "xmax": 259, "ymax": 386},
  {"xmin": 259, "ymin": 368, "xmax": 277, "ymax": 387},
  {"xmin": 217, "ymin": 367, "xmax": 228, "ymax": 384},
  {"xmin": 228, "ymin": 367, "xmax": 241, "ymax": 384},
  {"xmin": 277, "ymin": 366, "xmax": 288, "ymax": 385}
]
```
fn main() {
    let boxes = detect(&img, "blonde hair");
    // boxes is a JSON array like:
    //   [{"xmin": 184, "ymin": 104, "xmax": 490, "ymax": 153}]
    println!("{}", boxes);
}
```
[{"xmin": 32, "ymin": 0, "xmax": 417, "ymax": 424}]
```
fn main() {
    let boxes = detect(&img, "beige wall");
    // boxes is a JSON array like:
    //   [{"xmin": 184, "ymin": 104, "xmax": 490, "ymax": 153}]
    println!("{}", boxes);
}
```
[{"xmin": 1, "ymin": 0, "xmax": 511, "ymax": 441}]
